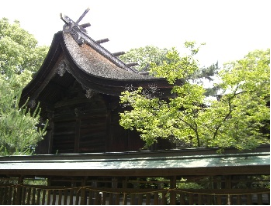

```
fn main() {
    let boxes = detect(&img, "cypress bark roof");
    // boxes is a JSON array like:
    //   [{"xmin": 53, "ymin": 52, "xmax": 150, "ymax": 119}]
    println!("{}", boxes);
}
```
[
  {"xmin": 63, "ymin": 32, "xmax": 152, "ymax": 80},
  {"xmin": 20, "ymin": 21, "xmax": 173, "ymax": 108}
]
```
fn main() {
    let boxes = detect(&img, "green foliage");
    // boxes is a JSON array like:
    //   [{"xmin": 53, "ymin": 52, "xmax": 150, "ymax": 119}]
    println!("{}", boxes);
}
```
[
  {"xmin": 23, "ymin": 178, "xmax": 48, "ymax": 186},
  {"xmin": 0, "ymin": 18, "xmax": 48, "ymax": 75},
  {"xmin": 0, "ymin": 18, "xmax": 49, "ymax": 156},
  {"xmin": 119, "ymin": 46, "xmax": 170, "ymax": 71},
  {"xmin": 120, "ymin": 42, "xmax": 270, "ymax": 151},
  {"xmin": 149, "ymin": 46, "xmax": 200, "ymax": 84},
  {"xmin": 120, "ymin": 44, "xmax": 220, "ymax": 96},
  {"xmin": 0, "ymin": 75, "xmax": 48, "ymax": 155},
  {"xmin": 178, "ymin": 177, "xmax": 204, "ymax": 189}
]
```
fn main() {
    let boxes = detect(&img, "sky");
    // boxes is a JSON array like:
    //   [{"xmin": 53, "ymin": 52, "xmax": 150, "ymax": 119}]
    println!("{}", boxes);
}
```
[{"xmin": 0, "ymin": 0, "xmax": 270, "ymax": 67}]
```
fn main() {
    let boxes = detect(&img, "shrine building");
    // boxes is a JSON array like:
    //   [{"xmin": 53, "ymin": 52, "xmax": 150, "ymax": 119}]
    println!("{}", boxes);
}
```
[{"xmin": 0, "ymin": 9, "xmax": 269, "ymax": 205}]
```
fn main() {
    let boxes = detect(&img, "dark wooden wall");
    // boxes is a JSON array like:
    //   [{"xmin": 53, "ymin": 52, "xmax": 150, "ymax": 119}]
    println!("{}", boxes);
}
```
[{"xmin": 35, "ymin": 80, "xmax": 146, "ymax": 154}]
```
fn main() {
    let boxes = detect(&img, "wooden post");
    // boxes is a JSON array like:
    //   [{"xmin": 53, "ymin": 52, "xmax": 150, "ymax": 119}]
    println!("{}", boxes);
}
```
[
  {"xmin": 257, "ymin": 194, "xmax": 263, "ymax": 205},
  {"xmin": 112, "ymin": 177, "xmax": 118, "ymax": 204},
  {"xmin": 246, "ymin": 194, "xmax": 252, "ymax": 205},
  {"xmin": 153, "ymin": 193, "xmax": 158, "ymax": 205},
  {"xmin": 63, "ymin": 189, "xmax": 68, "ymax": 205},
  {"xmin": 31, "ymin": 187, "xmax": 36, "ymax": 205},
  {"xmin": 122, "ymin": 177, "xmax": 128, "ymax": 205},
  {"xmin": 21, "ymin": 187, "xmax": 26, "ymax": 205},
  {"xmin": 58, "ymin": 189, "xmax": 62, "ymax": 205},
  {"xmin": 52, "ymin": 190, "xmax": 57, "ymax": 205},
  {"xmin": 217, "ymin": 195, "xmax": 222, "ymax": 205},
  {"xmin": 146, "ymin": 193, "xmax": 151, "ymax": 205},
  {"xmin": 105, "ymin": 108, "xmax": 112, "ymax": 152},
  {"xmin": 80, "ymin": 177, "xmax": 87, "ymax": 205},
  {"xmin": 74, "ymin": 110, "xmax": 81, "ymax": 152},
  {"xmin": 26, "ymin": 187, "xmax": 31, "ymax": 205},
  {"xmin": 46, "ymin": 190, "xmax": 51, "ymax": 205},
  {"xmin": 75, "ymin": 189, "xmax": 80, "ymax": 205},
  {"xmin": 180, "ymin": 192, "xmax": 185, "ymax": 204},
  {"xmin": 42, "ymin": 189, "xmax": 46, "ymax": 205},
  {"xmin": 15, "ymin": 176, "xmax": 23, "ymax": 205},
  {"xmin": 226, "ymin": 175, "xmax": 232, "ymax": 205},
  {"xmin": 69, "ymin": 188, "xmax": 74, "ymax": 205},
  {"xmin": 161, "ymin": 192, "xmax": 166, "ymax": 205},
  {"xmin": 170, "ymin": 176, "xmax": 176, "ymax": 205},
  {"xmin": 47, "ymin": 111, "xmax": 54, "ymax": 154},
  {"xmin": 36, "ymin": 189, "xmax": 41, "ymax": 205}
]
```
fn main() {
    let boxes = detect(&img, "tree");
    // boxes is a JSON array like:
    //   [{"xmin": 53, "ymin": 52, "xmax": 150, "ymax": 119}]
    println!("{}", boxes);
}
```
[
  {"xmin": 0, "ymin": 18, "xmax": 48, "ymax": 75},
  {"xmin": 119, "ymin": 42, "xmax": 269, "ymax": 151},
  {"xmin": 119, "ymin": 45, "xmax": 170, "ymax": 71},
  {"xmin": 120, "ymin": 45, "xmax": 220, "ymax": 96},
  {"xmin": 0, "ymin": 18, "xmax": 49, "ymax": 155},
  {"xmin": 0, "ymin": 75, "xmax": 47, "ymax": 155}
]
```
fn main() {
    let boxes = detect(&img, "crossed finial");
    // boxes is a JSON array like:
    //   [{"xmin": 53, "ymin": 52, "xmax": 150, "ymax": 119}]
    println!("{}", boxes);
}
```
[
  {"xmin": 60, "ymin": 8, "xmax": 91, "ymax": 33},
  {"xmin": 75, "ymin": 8, "xmax": 90, "ymax": 25}
]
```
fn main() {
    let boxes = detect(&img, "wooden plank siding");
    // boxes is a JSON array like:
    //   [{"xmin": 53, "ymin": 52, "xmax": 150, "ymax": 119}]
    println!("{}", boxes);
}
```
[
  {"xmin": 34, "ymin": 76, "xmax": 173, "ymax": 154},
  {"xmin": 45, "ymin": 86, "xmax": 146, "ymax": 154}
]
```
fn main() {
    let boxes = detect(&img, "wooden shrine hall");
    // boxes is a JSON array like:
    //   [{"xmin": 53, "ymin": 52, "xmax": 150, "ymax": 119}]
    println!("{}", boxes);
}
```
[
  {"xmin": 19, "ymin": 10, "xmax": 174, "ymax": 155},
  {"xmin": 0, "ymin": 9, "xmax": 270, "ymax": 205}
]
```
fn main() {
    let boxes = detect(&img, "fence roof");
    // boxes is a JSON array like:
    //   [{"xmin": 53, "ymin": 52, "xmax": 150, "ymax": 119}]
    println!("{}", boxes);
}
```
[{"xmin": 0, "ymin": 145, "xmax": 269, "ymax": 177}]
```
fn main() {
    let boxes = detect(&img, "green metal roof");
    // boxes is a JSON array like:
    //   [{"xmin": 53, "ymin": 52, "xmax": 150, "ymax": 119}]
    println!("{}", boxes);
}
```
[
  {"xmin": 0, "ymin": 152, "xmax": 269, "ymax": 170},
  {"xmin": 0, "ymin": 145, "xmax": 269, "ymax": 177}
]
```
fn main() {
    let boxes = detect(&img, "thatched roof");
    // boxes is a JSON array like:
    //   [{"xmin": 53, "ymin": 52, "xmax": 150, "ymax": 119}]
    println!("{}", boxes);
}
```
[{"xmin": 20, "ymin": 17, "xmax": 174, "ymax": 110}]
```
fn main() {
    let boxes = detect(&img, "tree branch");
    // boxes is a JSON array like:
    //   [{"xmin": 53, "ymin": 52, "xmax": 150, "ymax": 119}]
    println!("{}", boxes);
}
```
[
  {"xmin": 178, "ymin": 117, "xmax": 200, "ymax": 147},
  {"xmin": 212, "ymin": 85, "xmax": 244, "ymax": 140}
]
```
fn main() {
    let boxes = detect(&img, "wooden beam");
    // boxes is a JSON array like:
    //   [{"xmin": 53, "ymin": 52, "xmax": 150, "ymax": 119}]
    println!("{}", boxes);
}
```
[
  {"xmin": 80, "ymin": 23, "xmax": 91, "ymax": 28},
  {"xmin": 170, "ymin": 176, "xmax": 176, "ymax": 205},
  {"xmin": 80, "ymin": 177, "xmax": 87, "ymax": 205},
  {"xmin": 1, "ymin": 165, "xmax": 269, "ymax": 177},
  {"xmin": 126, "ymin": 62, "xmax": 139, "ymax": 67},
  {"xmin": 15, "ymin": 176, "xmax": 23, "ymax": 205},
  {"xmin": 75, "ymin": 8, "xmax": 90, "ymax": 25},
  {"xmin": 112, "ymin": 52, "xmax": 125, "ymax": 57},
  {"xmin": 96, "ymin": 38, "xmax": 109, "ymax": 44}
]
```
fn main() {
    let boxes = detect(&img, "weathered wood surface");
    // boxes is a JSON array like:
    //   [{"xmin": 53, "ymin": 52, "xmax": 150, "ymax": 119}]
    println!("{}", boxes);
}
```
[{"xmin": 0, "ymin": 185, "xmax": 269, "ymax": 205}]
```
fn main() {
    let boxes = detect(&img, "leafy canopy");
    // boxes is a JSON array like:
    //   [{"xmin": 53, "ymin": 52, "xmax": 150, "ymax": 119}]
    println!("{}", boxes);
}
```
[
  {"xmin": 119, "ymin": 46, "xmax": 170, "ymax": 71},
  {"xmin": 119, "ymin": 42, "xmax": 270, "ymax": 151},
  {"xmin": 120, "ymin": 44, "xmax": 220, "ymax": 96},
  {"xmin": 0, "ymin": 18, "xmax": 48, "ymax": 75},
  {"xmin": 0, "ymin": 18, "xmax": 49, "ymax": 155}
]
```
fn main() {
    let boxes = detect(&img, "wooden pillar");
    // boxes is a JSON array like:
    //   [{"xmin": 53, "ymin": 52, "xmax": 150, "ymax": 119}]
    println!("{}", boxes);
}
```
[
  {"xmin": 226, "ymin": 175, "xmax": 232, "ymax": 205},
  {"xmin": 47, "ymin": 111, "xmax": 54, "ymax": 154},
  {"xmin": 122, "ymin": 177, "xmax": 128, "ymax": 205},
  {"xmin": 170, "ymin": 176, "xmax": 176, "ymax": 205},
  {"xmin": 74, "ymin": 108, "xmax": 81, "ymax": 153},
  {"xmin": 15, "ymin": 176, "xmax": 23, "ymax": 205},
  {"xmin": 47, "ymin": 177, "xmax": 52, "ymax": 186},
  {"xmin": 80, "ymin": 177, "xmax": 87, "ymax": 205},
  {"xmin": 225, "ymin": 175, "xmax": 231, "ymax": 189},
  {"xmin": 112, "ymin": 177, "xmax": 118, "ymax": 204},
  {"xmin": 105, "ymin": 109, "xmax": 112, "ymax": 152}
]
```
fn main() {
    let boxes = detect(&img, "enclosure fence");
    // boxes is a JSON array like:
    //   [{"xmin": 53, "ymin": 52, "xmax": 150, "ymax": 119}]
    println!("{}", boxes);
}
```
[{"xmin": 0, "ymin": 184, "xmax": 270, "ymax": 205}]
